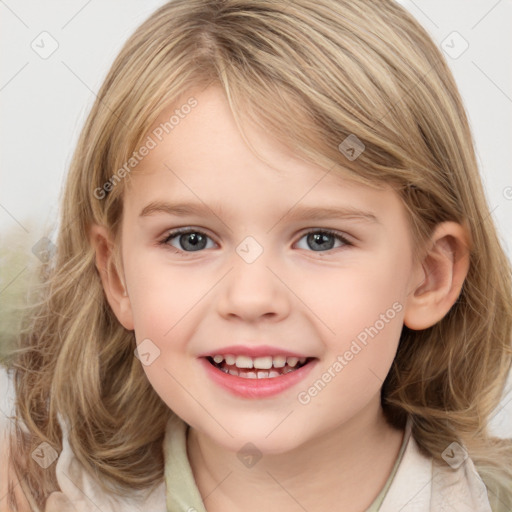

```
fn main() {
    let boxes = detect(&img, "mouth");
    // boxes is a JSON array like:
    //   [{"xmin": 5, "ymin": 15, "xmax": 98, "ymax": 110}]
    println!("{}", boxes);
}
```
[{"xmin": 205, "ymin": 354, "xmax": 315, "ymax": 379}]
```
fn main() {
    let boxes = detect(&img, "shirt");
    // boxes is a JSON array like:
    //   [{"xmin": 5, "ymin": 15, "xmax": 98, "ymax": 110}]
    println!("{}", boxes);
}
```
[
  {"xmin": 161, "ymin": 412, "xmax": 493, "ymax": 512},
  {"xmin": 0, "ymin": 366, "xmax": 496, "ymax": 511}
]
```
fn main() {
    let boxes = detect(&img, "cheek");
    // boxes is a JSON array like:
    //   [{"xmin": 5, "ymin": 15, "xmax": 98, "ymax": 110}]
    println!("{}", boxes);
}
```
[
  {"xmin": 124, "ymin": 253, "xmax": 203, "ymax": 409},
  {"xmin": 296, "ymin": 251, "xmax": 408, "ymax": 399},
  {"xmin": 294, "ymin": 276, "xmax": 405, "ymax": 420},
  {"xmin": 123, "ymin": 252, "xmax": 211, "ymax": 398},
  {"xmin": 124, "ymin": 253, "xmax": 207, "ymax": 339},
  {"xmin": 303, "ymin": 250, "xmax": 409, "ymax": 341}
]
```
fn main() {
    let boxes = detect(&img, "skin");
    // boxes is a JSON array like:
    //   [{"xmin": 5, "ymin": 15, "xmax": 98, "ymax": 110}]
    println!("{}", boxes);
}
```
[{"xmin": 90, "ymin": 85, "xmax": 470, "ymax": 511}]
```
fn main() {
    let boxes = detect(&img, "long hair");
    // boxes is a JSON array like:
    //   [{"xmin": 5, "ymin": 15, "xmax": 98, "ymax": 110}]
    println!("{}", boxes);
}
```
[{"xmin": 5, "ymin": 0, "xmax": 512, "ymax": 509}]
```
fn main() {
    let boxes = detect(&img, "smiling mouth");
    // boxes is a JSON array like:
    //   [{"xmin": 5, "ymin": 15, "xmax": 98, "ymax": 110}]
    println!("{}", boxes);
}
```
[{"xmin": 206, "ymin": 355, "xmax": 314, "ymax": 379}]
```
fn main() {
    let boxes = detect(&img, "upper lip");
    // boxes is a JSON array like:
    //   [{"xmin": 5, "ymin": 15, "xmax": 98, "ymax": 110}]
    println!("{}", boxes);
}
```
[{"xmin": 198, "ymin": 344, "xmax": 314, "ymax": 359}]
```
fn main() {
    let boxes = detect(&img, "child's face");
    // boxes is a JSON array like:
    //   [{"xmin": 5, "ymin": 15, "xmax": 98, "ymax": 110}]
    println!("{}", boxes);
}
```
[{"xmin": 118, "ymin": 86, "xmax": 420, "ymax": 453}]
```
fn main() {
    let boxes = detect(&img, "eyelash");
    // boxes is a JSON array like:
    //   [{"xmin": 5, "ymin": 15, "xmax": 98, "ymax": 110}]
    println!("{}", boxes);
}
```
[{"xmin": 158, "ymin": 227, "xmax": 353, "ymax": 254}]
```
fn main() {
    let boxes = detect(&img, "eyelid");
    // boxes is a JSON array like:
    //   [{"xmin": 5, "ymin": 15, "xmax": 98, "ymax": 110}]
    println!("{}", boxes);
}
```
[
  {"xmin": 296, "ymin": 227, "xmax": 353, "ymax": 245},
  {"xmin": 159, "ymin": 226, "xmax": 218, "ymax": 246}
]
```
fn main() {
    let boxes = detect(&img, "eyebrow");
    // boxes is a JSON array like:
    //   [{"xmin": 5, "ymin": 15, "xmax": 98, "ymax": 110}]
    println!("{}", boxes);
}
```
[{"xmin": 139, "ymin": 200, "xmax": 379, "ymax": 224}]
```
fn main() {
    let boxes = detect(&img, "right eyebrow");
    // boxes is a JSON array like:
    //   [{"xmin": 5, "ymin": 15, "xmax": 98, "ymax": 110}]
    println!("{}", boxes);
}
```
[{"xmin": 139, "ymin": 200, "xmax": 225, "ymax": 218}]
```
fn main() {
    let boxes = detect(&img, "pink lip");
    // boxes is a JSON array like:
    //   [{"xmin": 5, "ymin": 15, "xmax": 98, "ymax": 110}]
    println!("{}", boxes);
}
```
[
  {"xmin": 199, "ymin": 357, "xmax": 318, "ymax": 399},
  {"xmin": 198, "ymin": 344, "xmax": 312, "ymax": 358}
]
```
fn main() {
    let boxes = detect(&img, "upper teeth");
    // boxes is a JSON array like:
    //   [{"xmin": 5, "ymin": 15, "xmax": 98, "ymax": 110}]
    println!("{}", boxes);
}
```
[{"xmin": 211, "ymin": 354, "xmax": 307, "ymax": 369}]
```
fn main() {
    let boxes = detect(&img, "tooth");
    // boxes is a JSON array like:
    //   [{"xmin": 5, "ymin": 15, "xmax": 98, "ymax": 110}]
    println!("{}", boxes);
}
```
[
  {"xmin": 283, "ymin": 366, "xmax": 294, "ymax": 374},
  {"xmin": 299, "ymin": 357, "xmax": 306, "ymax": 364},
  {"xmin": 228, "ymin": 368, "xmax": 239, "ymax": 376},
  {"xmin": 225, "ymin": 354, "xmax": 236, "ymax": 365},
  {"xmin": 245, "ymin": 371, "xmax": 257, "ymax": 379},
  {"xmin": 253, "ymin": 356, "xmax": 272, "ymax": 369},
  {"xmin": 213, "ymin": 355, "xmax": 224, "ymax": 364},
  {"xmin": 257, "ymin": 371, "xmax": 269, "ymax": 379},
  {"xmin": 269, "ymin": 370, "xmax": 280, "ymax": 378},
  {"xmin": 235, "ymin": 355, "xmax": 253, "ymax": 368},
  {"xmin": 287, "ymin": 357, "xmax": 299, "ymax": 367},
  {"xmin": 272, "ymin": 356, "xmax": 286, "ymax": 368}
]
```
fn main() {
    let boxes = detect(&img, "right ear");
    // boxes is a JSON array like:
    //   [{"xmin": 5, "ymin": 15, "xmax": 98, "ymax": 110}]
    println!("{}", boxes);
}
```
[{"xmin": 89, "ymin": 224, "xmax": 134, "ymax": 330}]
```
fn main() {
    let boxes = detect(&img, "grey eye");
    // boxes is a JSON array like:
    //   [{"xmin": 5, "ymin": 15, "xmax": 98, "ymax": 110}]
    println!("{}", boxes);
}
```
[
  {"xmin": 295, "ymin": 231, "xmax": 347, "ymax": 252},
  {"xmin": 164, "ymin": 230, "xmax": 215, "ymax": 252}
]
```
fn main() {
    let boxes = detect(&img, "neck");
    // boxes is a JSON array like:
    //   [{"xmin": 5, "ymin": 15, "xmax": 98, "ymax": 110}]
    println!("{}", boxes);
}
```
[{"xmin": 187, "ymin": 395, "xmax": 405, "ymax": 512}]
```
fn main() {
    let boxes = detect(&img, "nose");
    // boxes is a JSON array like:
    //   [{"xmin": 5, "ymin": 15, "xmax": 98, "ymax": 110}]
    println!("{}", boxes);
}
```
[{"xmin": 216, "ymin": 246, "xmax": 292, "ymax": 323}]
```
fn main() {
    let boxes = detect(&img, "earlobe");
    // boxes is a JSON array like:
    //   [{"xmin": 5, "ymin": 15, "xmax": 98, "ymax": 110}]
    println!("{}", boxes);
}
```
[
  {"xmin": 404, "ymin": 221, "xmax": 471, "ymax": 330},
  {"xmin": 89, "ymin": 224, "xmax": 134, "ymax": 330}
]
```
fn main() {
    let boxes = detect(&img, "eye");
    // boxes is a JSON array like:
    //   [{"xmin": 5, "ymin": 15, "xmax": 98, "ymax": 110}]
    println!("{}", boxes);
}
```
[
  {"xmin": 160, "ymin": 228, "xmax": 216, "ymax": 252},
  {"xmin": 295, "ymin": 229, "xmax": 351, "ymax": 252},
  {"xmin": 159, "ymin": 227, "xmax": 352, "ymax": 254}
]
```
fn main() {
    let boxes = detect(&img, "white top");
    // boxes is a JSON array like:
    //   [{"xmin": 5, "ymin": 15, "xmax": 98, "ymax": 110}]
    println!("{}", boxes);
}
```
[{"xmin": 0, "ymin": 366, "xmax": 494, "ymax": 511}]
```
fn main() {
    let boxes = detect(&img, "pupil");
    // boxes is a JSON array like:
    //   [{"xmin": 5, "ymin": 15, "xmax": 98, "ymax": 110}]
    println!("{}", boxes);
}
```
[{"xmin": 308, "ymin": 232, "xmax": 334, "ymax": 251}]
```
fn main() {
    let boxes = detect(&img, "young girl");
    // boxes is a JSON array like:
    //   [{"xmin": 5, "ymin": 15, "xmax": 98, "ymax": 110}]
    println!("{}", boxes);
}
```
[{"xmin": 1, "ymin": 0, "xmax": 511, "ymax": 510}]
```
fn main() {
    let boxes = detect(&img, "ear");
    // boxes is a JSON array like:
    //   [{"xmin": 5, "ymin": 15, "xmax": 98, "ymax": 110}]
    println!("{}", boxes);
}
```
[
  {"xmin": 89, "ymin": 224, "xmax": 134, "ymax": 330},
  {"xmin": 404, "ymin": 221, "xmax": 471, "ymax": 330}
]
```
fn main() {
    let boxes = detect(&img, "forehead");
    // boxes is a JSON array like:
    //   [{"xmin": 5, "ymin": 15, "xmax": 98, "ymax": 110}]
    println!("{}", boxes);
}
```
[{"xmin": 123, "ymin": 86, "xmax": 402, "ymax": 225}]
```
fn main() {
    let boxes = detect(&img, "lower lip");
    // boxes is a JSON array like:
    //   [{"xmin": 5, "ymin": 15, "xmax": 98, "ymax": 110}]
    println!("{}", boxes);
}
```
[{"xmin": 200, "ymin": 357, "xmax": 317, "ymax": 399}]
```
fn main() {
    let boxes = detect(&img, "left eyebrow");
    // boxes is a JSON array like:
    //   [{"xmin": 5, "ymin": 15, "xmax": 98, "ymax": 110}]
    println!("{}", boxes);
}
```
[
  {"xmin": 139, "ymin": 200, "xmax": 380, "ymax": 224},
  {"xmin": 282, "ymin": 205, "xmax": 380, "ymax": 224}
]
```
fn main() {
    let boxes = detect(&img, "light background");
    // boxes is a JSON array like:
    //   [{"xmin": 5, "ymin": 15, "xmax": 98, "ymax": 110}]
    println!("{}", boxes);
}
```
[{"xmin": 0, "ymin": 0, "xmax": 511, "ymax": 436}]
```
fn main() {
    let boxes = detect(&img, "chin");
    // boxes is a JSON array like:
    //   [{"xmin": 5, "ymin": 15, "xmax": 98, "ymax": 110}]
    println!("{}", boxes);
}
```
[{"xmin": 205, "ymin": 420, "xmax": 308, "ymax": 456}]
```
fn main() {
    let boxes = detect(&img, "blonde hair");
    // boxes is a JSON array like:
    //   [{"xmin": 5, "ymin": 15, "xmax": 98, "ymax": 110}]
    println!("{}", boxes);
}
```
[{"xmin": 5, "ymin": 0, "xmax": 512, "ymax": 509}]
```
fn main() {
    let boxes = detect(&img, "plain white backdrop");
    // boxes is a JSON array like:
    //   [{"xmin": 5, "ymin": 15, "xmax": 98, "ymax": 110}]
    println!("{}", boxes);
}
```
[{"xmin": 1, "ymin": 0, "xmax": 511, "ymax": 435}]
